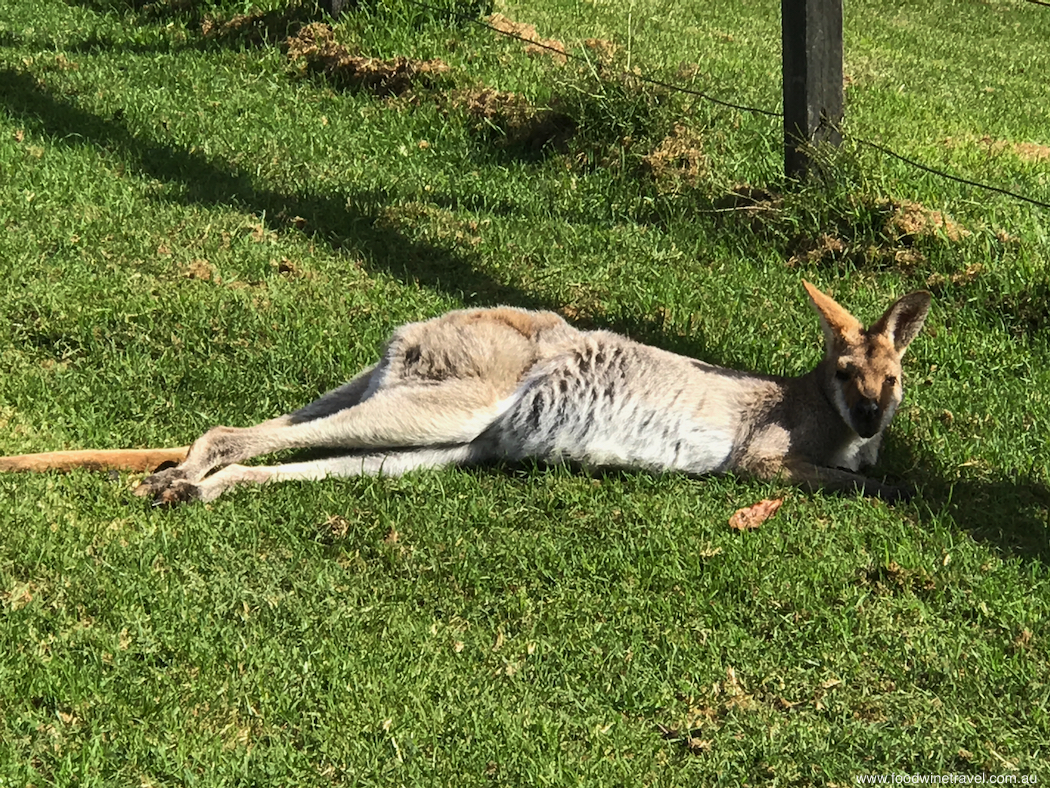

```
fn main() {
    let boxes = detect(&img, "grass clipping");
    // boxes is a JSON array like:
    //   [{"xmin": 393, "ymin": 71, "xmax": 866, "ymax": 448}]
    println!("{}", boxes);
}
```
[{"xmin": 286, "ymin": 23, "xmax": 449, "ymax": 96}]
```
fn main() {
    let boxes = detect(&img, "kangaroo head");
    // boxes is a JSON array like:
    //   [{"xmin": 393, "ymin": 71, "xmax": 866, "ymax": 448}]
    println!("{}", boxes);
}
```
[{"xmin": 803, "ymin": 281, "xmax": 931, "ymax": 440}]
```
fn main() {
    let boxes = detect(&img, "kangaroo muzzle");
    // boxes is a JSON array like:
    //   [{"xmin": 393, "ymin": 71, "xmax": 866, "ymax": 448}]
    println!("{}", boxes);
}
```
[{"xmin": 851, "ymin": 398, "xmax": 882, "ymax": 439}]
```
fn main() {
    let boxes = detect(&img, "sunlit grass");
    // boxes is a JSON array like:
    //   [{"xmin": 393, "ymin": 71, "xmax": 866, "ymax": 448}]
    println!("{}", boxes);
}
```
[{"xmin": 1, "ymin": 0, "xmax": 1048, "ymax": 783}]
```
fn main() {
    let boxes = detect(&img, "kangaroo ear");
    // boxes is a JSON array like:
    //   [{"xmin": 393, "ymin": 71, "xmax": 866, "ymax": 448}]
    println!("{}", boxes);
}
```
[
  {"xmin": 803, "ymin": 280, "xmax": 863, "ymax": 350},
  {"xmin": 869, "ymin": 291, "xmax": 932, "ymax": 355}
]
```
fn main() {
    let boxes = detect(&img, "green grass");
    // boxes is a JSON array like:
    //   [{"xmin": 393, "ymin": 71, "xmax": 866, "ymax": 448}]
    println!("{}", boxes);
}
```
[{"xmin": 1, "ymin": 0, "xmax": 1049, "ymax": 783}]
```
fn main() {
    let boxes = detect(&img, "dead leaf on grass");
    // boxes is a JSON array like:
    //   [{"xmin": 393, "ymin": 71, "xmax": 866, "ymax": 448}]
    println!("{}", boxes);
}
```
[{"xmin": 729, "ymin": 497, "xmax": 783, "ymax": 531}]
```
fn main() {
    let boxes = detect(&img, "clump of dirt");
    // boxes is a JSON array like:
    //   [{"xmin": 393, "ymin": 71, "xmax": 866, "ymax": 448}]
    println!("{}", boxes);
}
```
[
  {"xmin": 488, "ymin": 13, "xmax": 567, "ymax": 64},
  {"xmin": 641, "ymin": 124, "xmax": 706, "ymax": 189},
  {"xmin": 444, "ymin": 87, "xmax": 576, "ymax": 152},
  {"xmin": 286, "ymin": 23, "xmax": 450, "ymax": 97},
  {"xmin": 882, "ymin": 198, "xmax": 970, "ymax": 244}
]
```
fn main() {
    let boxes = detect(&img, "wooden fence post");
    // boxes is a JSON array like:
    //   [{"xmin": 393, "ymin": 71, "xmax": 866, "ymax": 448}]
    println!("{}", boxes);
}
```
[{"xmin": 781, "ymin": 0, "xmax": 843, "ymax": 179}]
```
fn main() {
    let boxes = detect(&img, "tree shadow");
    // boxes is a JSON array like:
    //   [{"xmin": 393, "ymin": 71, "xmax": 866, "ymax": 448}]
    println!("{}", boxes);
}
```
[
  {"xmin": 0, "ymin": 66, "xmax": 544, "ymax": 308},
  {"xmin": 0, "ymin": 64, "xmax": 725, "ymax": 349}
]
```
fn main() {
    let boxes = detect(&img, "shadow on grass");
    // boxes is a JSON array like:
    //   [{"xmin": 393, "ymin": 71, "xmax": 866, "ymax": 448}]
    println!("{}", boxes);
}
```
[
  {"xmin": 62, "ymin": 1, "xmax": 322, "ymax": 54},
  {"xmin": 882, "ymin": 431, "xmax": 1050, "ymax": 563},
  {"xmin": 935, "ymin": 476, "xmax": 1050, "ymax": 563},
  {"xmin": 0, "ymin": 66, "xmax": 543, "ymax": 308}
]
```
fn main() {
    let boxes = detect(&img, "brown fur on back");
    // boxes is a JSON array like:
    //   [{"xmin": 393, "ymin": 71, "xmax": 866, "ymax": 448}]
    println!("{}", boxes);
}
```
[{"xmin": 384, "ymin": 308, "xmax": 576, "ymax": 395}]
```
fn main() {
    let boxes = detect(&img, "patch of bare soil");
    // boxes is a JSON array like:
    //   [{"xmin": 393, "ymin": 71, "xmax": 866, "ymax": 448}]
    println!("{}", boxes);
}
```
[
  {"xmin": 444, "ymin": 86, "xmax": 575, "ymax": 152},
  {"xmin": 1012, "ymin": 141, "xmax": 1050, "ymax": 162},
  {"xmin": 973, "ymin": 136, "xmax": 1050, "ymax": 163},
  {"xmin": 641, "ymin": 124, "xmax": 706, "ymax": 189},
  {"xmin": 285, "ymin": 23, "xmax": 450, "ymax": 97},
  {"xmin": 944, "ymin": 135, "xmax": 1050, "ymax": 163},
  {"xmin": 487, "ymin": 13, "xmax": 568, "ymax": 64},
  {"xmin": 656, "ymin": 665, "xmax": 837, "ymax": 756}
]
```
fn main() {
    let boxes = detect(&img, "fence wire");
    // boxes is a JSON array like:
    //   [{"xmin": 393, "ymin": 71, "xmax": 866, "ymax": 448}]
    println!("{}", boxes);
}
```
[{"xmin": 396, "ymin": 0, "xmax": 1050, "ymax": 210}]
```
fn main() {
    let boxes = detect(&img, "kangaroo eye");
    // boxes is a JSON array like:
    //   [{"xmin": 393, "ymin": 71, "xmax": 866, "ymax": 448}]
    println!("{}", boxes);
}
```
[
  {"xmin": 835, "ymin": 369, "xmax": 850, "ymax": 381},
  {"xmin": 885, "ymin": 375, "xmax": 898, "ymax": 386}
]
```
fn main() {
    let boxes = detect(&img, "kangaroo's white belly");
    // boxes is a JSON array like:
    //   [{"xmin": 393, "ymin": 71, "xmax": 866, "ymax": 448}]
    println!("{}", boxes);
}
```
[{"xmin": 488, "ymin": 339, "xmax": 740, "ymax": 474}]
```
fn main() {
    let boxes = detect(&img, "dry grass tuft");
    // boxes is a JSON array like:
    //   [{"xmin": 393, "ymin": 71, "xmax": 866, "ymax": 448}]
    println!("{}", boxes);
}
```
[
  {"xmin": 641, "ymin": 124, "xmax": 706, "ymax": 189},
  {"xmin": 444, "ymin": 86, "xmax": 575, "ymax": 151},
  {"xmin": 488, "ymin": 13, "xmax": 568, "ymax": 64},
  {"xmin": 286, "ymin": 23, "xmax": 450, "ymax": 97},
  {"xmin": 882, "ymin": 198, "xmax": 970, "ymax": 243}
]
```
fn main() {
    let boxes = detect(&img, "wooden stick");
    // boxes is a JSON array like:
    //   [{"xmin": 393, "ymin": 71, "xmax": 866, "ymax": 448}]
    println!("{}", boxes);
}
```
[{"xmin": 0, "ymin": 447, "xmax": 190, "ymax": 473}]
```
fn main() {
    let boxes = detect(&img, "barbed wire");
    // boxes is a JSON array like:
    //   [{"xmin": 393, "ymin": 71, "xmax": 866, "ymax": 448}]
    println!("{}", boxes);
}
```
[
  {"xmin": 848, "ymin": 135, "xmax": 1050, "ymax": 210},
  {"xmin": 412, "ymin": 0, "xmax": 782, "ymax": 118},
  {"xmin": 395, "ymin": 0, "xmax": 1049, "ymax": 210}
]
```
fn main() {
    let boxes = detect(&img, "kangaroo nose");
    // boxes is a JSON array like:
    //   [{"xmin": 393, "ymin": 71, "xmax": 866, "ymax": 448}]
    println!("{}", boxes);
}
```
[
  {"xmin": 852, "ymin": 399, "xmax": 881, "ymax": 437},
  {"xmin": 855, "ymin": 399, "xmax": 879, "ymax": 420}
]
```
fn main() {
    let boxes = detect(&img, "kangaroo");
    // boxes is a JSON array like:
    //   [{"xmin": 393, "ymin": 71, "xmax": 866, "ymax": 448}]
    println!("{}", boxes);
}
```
[{"xmin": 134, "ymin": 281, "xmax": 931, "ymax": 505}]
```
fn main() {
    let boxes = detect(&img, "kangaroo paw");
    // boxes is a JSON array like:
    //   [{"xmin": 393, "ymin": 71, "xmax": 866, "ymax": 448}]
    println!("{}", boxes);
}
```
[
  {"xmin": 134, "ymin": 467, "xmax": 187, "ymax": 497},
  {"xmin": 149, "ymin": 479, "xmax": 203, "ymax": 507}
]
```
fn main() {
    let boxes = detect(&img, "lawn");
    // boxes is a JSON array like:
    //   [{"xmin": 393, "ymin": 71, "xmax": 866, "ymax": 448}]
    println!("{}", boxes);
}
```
[{"xmin": 1, "ymin": 0, "xmax": 1048, "ymax": 783}]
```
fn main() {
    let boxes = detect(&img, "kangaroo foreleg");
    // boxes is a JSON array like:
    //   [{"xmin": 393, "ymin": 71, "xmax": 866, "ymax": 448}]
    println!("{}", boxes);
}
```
[{"xmin": 777, "ymin": 459, "xmax": 911, "ymax": 502}]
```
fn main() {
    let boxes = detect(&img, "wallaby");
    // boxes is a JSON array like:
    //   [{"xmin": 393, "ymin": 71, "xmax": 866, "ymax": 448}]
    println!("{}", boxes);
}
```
[{"xmin": 133, "ymin": 281, "xmax": 931, "ymax": 505}]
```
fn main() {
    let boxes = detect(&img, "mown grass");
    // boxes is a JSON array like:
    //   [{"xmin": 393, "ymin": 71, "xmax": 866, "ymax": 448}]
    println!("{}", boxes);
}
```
[{"xmin": 1, "ymin": 0, "xmax": 1049, "ymax": 783}]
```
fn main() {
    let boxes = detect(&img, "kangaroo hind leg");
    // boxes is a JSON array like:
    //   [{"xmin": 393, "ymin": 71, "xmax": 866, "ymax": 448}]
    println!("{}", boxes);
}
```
[
  {"xmin": 153, "ymin": 444, "xmax": 490, "ymax": 504},
  {"xmin": 136, "ymin": 378, "xmax": 512, "ymax": 504}
]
